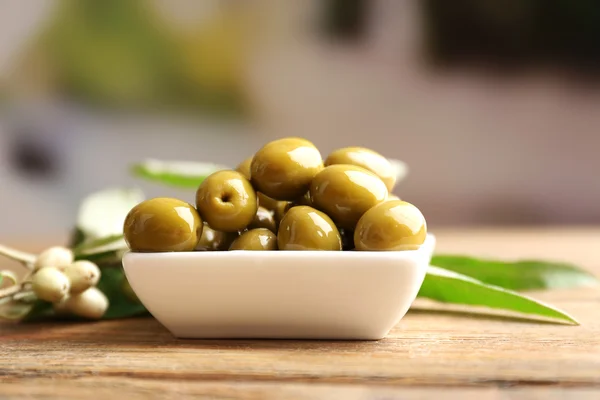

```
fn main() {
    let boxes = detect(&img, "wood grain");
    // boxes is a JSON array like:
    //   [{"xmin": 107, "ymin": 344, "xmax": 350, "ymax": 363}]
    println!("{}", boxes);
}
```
[{"xmin": 1, "ymin": 227, "xmax": 599, "ymax": 399}]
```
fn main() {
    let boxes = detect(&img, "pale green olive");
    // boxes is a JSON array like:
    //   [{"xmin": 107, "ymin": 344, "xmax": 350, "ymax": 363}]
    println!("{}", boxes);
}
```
[
  {"xmin": 325, "ymin": 146, "xmax": 397, "ymax": 191},
  {"xmin": 123, "ymin": 198, "xmax": 202, "ymax": 252},
  {"xmin": 196, "ymin": 170, "xmax": 258, "ymax": 232},
  {"xmin": 251, "ymin": 137, "xmax": 323, "ymax": 200},
  {"xmin": 354, "ymin": 200, "xmax": 427, "ymax": 251},
  {"xmin": 229, "ymin": 228, "xmax": 278, "ymax": 250},
  {"xmin": 310, "ymin": 164, "xmax": 388, "ymax": 230},
  {"xmin": 277, "ymin": 206, "xmax": 342, "ymax": 251}
]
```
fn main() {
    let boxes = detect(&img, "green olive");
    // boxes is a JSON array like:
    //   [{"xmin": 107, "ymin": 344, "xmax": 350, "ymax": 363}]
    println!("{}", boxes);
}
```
[
  {"xmin": 274, "ymin": 201, "xmax": 293, "ymax": 225},
  {"xmin": 230, "ymin": 228, "xmax": 278, "ymax": 250},
  {"xmin": 354, "ymin": 200, "xmax": 427, "ymax": 251},
  {"xmin": 325, "ymin": 147, "xmax": 396, "ymax": 191},
  {"xmin": 310, "ymin": 164, "xmax": 388, "ymax": 230},
  {"xmin": 251, "ymin": 137, "xmax": 323, "ymax": 200},
  {"xmin": 387, "ymin": 194, "xmax": 401, "ymax": 201},
  {"xmin": 248, "ymin": 206, "xmax": 277, "ymax": 233},
  {"xmin": 235, "ymin": 157, "xmax": 253, "ymax": 180},
  {"xmin": 123, "ymin": 198, "xmax": 202, "ymax": 252},
  {"xmin": 278, "ymin": 206, "xmax": 342, "ymax": 251},
  {"xmin": 196, "ymin": 170, "xmax": 258, "ymax": 232},
  {"xmin": 195, "ymin": 223, "xmax": 238, "ymax": 251},
  {"xmin": 257, "ymin": 192, "xmax": 281, "ymax": 211}
]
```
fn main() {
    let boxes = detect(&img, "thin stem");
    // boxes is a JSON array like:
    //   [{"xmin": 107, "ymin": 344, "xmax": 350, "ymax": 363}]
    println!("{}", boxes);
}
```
[
  {"xmin": 13, "ymin": 290, "xmax": 36, "ymax": 303},
  {"xmin": 0, "ymin": 244, "xmax": 36, "ymax": 269},
  {"xmin": 0, "ymin": 284, "xmax": 21, "ymax": 299}
]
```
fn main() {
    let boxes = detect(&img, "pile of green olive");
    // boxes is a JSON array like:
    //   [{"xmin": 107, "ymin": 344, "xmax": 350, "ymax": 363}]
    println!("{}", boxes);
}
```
[{"xmin": 123, "ymin": 137, "xmax": 427, "ymax": 252}]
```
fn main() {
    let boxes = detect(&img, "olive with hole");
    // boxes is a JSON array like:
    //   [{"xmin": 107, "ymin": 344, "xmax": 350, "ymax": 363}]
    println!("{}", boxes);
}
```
[
  {"xmin": 195, "ymin": 223, "xmax": 239, "ymax": 251},
  {"xmin": 251, "ymin": 137, "xmax": 323, "ymax": 200},
  {"xmin": 230, "ymin": 228, "xmax": 278, "ymax": 250},
  {"xmin": 123, "ymin": 198, "xmax": 202, "ymax": 252},
  {"xmin": 325, "ymin": 147, "xmax": 397, "ymax": 191},
  {"xmin": 248, "ymin": 206, "xmax": 277, "ymax": 233},
  {"xmin": 196, "ymin": 170, "xmax": 258, "ymax": 232},
  {"xmin": 235, "ymin": 157, "xmax": 252, "ymax": 180},
  {"xmin": 310, "ymin": 164, "xmax": 388, "ymax": 230},
  {"xmin": 354, "ymin": 200, "xmax": 427, "ymax": 251},
  {"xmin": 278, "ymin": 206, "xmax": 342, "ymax": 251}
]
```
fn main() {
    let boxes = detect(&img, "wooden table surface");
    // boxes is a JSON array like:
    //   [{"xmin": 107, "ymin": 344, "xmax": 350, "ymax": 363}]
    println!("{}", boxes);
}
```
[{"xmin": 1, "ymin": 227, "xmax": 599, "ymax": 399}]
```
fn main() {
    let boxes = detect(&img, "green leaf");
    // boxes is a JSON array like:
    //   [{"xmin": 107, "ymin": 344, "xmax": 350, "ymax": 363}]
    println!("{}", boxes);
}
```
[
  {"xmin": 131, "ymin": 159, "xmax": 228, "ymax": 188},
  {"xmin": 23, "ymin": 263, "xmax": 148, "ymax": 322},
  {"xmin": 77, "ymin": 187, "xmax": 145, "ymax": 242},
  {"xmin": 95, "ymin": 264, "xmax": 148, "ymax": 319},
  {"xmin": 388, "ymin": 158, "xmax": 409, "ymax": 183},
  {"xmin": 418, "ymin": 266, "xmax": 579, "ymax": 325},
  {"xmin": 431, "ymin": 255, "xmax": 598, "ymax": 291},
  {"xmin": 73, "ymin": 234, "xmax": 126, "ymax": 258},
  {"xmin": 21, "ymin": 299, "xmax": 54, "ymax": 322},
  {"xmin": 0, "ymin": 301, "xmax": 34, "ymax": 320}
]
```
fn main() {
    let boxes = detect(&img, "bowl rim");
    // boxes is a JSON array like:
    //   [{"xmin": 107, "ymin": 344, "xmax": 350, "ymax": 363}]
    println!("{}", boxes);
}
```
[{"xmin": 123, "ymin": 234, "xmax": 435, "ymax": 261}]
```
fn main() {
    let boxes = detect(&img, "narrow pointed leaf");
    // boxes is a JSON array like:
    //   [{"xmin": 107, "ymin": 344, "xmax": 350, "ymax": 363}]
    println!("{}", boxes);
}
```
[
  {"xmin": 431, "ymin": 255, "xmax": 598, "ymax": 291},
  {"xmin": 132, "ymin": 159, "xmax": 228, "ymax": 188},
  {"xmin": 77, "ymin": 187, "xmax": 145, "ymax": 241},
  {"xmin": 418, "ymin": 266, "xmax": 579, "ymax": 325},
  {"xmin": 388, "ymin": 158, "xmax": 409, "ymax": 183},
  {"xmin": 73, "ymin": 234, "xmax": 126, "ymax": 257}
]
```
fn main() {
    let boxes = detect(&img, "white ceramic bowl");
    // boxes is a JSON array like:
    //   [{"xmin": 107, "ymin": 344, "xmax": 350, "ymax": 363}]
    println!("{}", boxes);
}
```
[{"xmin": 122, "ymin": 234, "xmax": 436, "ymax": 340}]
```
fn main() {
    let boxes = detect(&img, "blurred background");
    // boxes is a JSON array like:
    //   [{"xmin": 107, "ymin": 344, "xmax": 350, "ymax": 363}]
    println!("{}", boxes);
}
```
[{"xmin": 1, "ymin": 0, "xmax": 599, "ymax": 241}]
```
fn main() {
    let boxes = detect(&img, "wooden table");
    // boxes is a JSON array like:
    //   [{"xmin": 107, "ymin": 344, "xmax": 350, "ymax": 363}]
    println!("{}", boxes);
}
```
[{"xmin": 1, "ymin": 228, "xmax": 599, "ymax": 399}]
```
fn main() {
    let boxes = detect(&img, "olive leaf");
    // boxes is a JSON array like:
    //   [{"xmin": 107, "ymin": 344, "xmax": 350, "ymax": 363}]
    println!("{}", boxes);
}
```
[
  {"xmin": 0, "ymin": 300, "xmax": 33, "ymax": 320},
  {"xmin": 23, "ymin": 264, "xmax": 148, "ymax": 322},
  {"xmin": 430, "ymin": 255, "xmax": 598, "ymax": 291},
  {"xmin": 388, "ymin": 158, "xmax": 409, "ymax": 184},
  {"xmin": 94, "ymin": 264, "xmax": 148, "ymax": 319},
  {"xmin": 418, "ymin": 266, "xmax": 579, "ymax": 325},
  {"xmin": 73, "ymin": 234, "xmax": 126, "ymax": 258},
  {"xmin": 76, "ymin": 187, "xmax": 144, "ymax": 243},
  {"xmin": 132, "ymin": 159, "xmax": 228, "ymax": 188},
  {"xmin": 0, "ymin": 270, "xmax": 18, "ymax": 289}
]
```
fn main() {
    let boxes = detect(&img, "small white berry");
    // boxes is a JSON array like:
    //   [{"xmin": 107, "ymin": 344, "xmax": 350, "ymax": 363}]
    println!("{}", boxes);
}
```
[
  {"xmin": 63, "ymin": 261, "xmax": 101, "ymax": 294},
  {"xmin": 31, "ymin": 267, "xmax": 71, "ymax": 303},
  {"xmin": 64, "ymin": 287, "xmax": 108, "ymax": 319},
  {"xmin": 34, "ymin": 246, "xmax": 74, "ymax": 270}
]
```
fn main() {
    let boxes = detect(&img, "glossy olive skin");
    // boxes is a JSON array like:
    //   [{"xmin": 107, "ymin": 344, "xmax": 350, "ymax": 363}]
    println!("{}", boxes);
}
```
[
  {"xmin": 354, "ymin": 200, "xmax": 427, "ymax": 251},
  {"xmin": 387, "ymin": 194, "xmax": 401, "ymax": 201},
  {"xmin": 123, "ymin": 198, "xmax": 202, "ymax": 252},
  {"xmin": 196, "ymin": 170, "xmax": 258, "ymax": 232},
  {"xmin": 310, "ymin": 165, "xmax": 388, "ymax": 230},
  {"xmin": 257, "ymin": 192, "xmax": 280, "ymax": 211},
  {"xmin": 278, "ymin": 206, "xmax": 342, "ymax": 251},
  {"xmin": 325, "ymin": 147, "xmax": 396, "ymax": 191},
  {"xmin": 195, "ymin": 223, "xmax": 238, "ymax": 251},
  {"xmin": 235, "ymin": 157, "xmax": 253, "ymax": 180},
  {"xmin": 248, "ymin": 206, "xmax": 277, "ymax": 233},
  {"xmin": 274, "ymin": 201, "xmax": 293, "ymax": 225},
  {"xmin": 251, "ymin": 137, "xmax": 323, "ymax": 200},
  {"xmin": 230, "ymin": 228, "xmax": 278, "ymax": 250}
]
